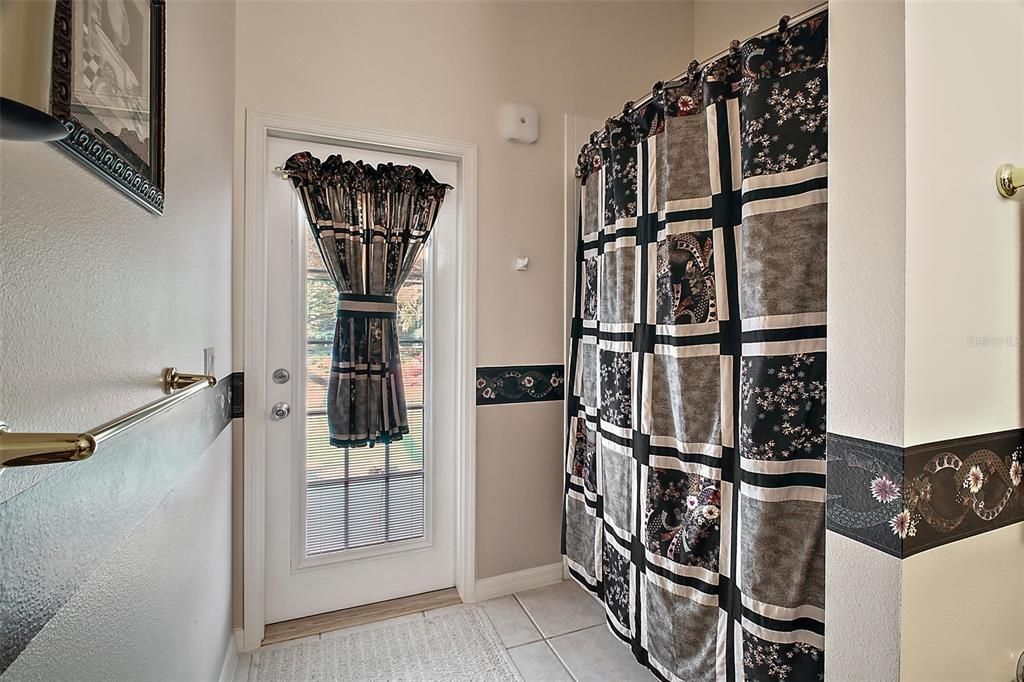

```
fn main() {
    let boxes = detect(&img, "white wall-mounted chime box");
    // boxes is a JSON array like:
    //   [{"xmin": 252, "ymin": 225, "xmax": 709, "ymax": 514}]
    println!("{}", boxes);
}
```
[{"xmin": 500, "ymin": 103, "xmax": 539, "ymax": 144}]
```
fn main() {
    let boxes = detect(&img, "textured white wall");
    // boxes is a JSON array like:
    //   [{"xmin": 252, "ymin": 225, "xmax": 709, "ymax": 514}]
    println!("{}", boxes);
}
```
[
  {"xmin": 826, "ymin": 0, "xmax": 907, "ymax": 448},
  {"xmin": 2, "ymin": 430, "xmax": 234, "ymax": 682},
  {"xmin": 825, "ymin": 1, "xmax": 906, "ymax": 678},
  {"xmin": 825, "ymin": 532, "xmax": 903, "ymax": 682},
  {"xmin": 0, "ymin": 0, "xmax": 236, "ymax": 677}
]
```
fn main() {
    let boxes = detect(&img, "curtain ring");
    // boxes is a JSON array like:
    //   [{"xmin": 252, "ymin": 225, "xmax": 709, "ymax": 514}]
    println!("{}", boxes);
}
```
[
  {"xmin": 622, "ymin": 101, "xmax": 634, "ymax": 117},
  {"xmin": 652, "ymin": 82, "xmax": 667, "ymax": 107},
  {"xmin": 729, "ymin": 39, "xmax": 740, "ymax": 54},
  {"xmin": 779, "ymin": 14, "xmax": 791, "ymax": 32},
  {"xmin": 576, "ymin": 152, "xmax": 587, "ymax": 178}
]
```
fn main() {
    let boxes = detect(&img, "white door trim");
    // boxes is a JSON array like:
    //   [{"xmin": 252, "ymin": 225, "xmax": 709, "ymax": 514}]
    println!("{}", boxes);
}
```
[
  {"xmin": 242, "ymin": 110, "xmax": 478, "ymax": 652},
  {"xmin": 562, "ymin": 114, "xmax": 601, "ymax": 582}
]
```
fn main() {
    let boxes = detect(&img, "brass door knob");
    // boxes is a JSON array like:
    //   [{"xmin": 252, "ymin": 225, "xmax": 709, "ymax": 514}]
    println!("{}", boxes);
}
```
[{"xmin": 996, "ymin": 163, "xmax": 1023, "ymax": 198}]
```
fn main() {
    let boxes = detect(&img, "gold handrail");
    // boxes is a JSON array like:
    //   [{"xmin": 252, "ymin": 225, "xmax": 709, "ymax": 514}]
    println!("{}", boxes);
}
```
[{"xmin": 0, "ymin": 368, "xmax": 217, "ymax": 468}]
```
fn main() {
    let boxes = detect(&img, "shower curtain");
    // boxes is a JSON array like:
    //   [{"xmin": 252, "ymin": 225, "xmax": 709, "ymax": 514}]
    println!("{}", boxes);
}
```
[{"xmin": 562, "ymin": 12, "xmax": 827, "ymax": 681}]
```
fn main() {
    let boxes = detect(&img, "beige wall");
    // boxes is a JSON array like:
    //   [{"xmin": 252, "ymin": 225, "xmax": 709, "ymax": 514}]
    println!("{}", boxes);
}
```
[
  {"xmin": 903, "ymin": 0, "xmax": 1023, "ymax": 447},
  {"xmin": 477, "ymin": 402, "xmax": 566, "ymax": 577},
  {"xmin": 234, "ymin": 0, "xmax": 695, "ymax": 368},
  {"xmin": 901, "ymin": 524, "xmax": 1024, "ymax": 681},
  {"xmin": 232, "ymin": 0, "xmax": 697, "ymax": 588},
  {"xmin": 0, "ymin": 0, "xmax": 236, "ymax": 677},
  {"xmin": 694, "ymin": 0, "xmax": 822, "ymax": 61}
]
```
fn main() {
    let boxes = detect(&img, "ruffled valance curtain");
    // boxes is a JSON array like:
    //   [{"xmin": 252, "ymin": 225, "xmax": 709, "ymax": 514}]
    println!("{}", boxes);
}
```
[{"xmin": 284, "ymin": 152, "xmax": 451, "ymax": 448}]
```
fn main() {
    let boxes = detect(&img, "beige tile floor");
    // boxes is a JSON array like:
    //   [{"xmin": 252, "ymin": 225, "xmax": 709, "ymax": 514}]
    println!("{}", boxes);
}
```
[{"xmin": 235, "ymin": 580, "xmax": 657, "ymax": 681}]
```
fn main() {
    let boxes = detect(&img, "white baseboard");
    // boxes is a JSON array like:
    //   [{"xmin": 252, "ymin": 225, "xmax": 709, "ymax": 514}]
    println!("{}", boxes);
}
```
[
  {"xmin": 233, "ymin": 628, "xmax": 249, "ymax": 652},
  {"xmin": 217, "ymin": 630, "xmax": 239, "ymax": 682},
  {"xmin": 472, "ymin": 562, "xmax": 564, "ymax": 602}
]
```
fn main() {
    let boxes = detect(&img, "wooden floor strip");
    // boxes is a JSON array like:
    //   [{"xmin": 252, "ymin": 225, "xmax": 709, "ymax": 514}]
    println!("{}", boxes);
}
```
[{"xmin": 262, "ymin": 587, "xmax": 462, "ymax": 646}]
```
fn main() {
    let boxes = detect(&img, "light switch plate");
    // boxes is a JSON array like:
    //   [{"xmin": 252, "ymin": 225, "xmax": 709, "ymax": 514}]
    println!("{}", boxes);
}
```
[{"xmin": 515, "ymin": 257, "xmax": 529, "ymax": 271}]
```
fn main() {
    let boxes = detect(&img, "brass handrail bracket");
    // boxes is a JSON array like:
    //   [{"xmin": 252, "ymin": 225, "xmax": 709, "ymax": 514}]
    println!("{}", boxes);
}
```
[
  {"xmin": 163, "ymin": 367, "xmax": 214, "ymax": 394},
  {"xmin": 996, "ymin": 163, "xmax": 1023, "ymax": 198},
  {"xmin": 0, "ymin": 367, "xmax": 216, "ymax": 468}
]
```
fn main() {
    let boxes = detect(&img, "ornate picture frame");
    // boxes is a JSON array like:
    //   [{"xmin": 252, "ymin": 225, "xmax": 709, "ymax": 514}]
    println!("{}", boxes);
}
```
[{"xmin": 50, "ymin": 0, "xmax": 166, "ymax": 214}]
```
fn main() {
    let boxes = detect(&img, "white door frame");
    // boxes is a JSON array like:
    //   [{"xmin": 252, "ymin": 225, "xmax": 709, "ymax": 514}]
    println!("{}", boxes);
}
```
[
  {"xmin": 241, "ymin": 110, "xmax": 478, "ymax": 652},
  {"xmin": 562, "ymin": 114, "xmax": 600, "ymax": 582}
]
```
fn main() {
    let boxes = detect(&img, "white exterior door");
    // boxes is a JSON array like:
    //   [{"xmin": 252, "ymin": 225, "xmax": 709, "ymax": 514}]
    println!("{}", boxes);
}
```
[{"xmin": 263, "ymin": 136, "xmax": 458, "ymax": 624}]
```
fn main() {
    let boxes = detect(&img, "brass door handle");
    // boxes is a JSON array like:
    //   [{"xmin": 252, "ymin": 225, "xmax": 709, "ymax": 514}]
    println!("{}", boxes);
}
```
[{"xmin": 996, "ymin": 164, "xmax": 1023, "ymax": 198}]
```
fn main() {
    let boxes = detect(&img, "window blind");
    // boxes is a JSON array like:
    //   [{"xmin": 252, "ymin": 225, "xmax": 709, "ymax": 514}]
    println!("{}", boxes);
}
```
[{"xmin": 304, "ymin": 241, "xmax": 427, "ymax": 556}]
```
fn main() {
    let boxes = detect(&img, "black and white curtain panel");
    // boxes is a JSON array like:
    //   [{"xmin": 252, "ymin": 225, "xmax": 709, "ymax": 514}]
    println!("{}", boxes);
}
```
[
  {"xmin": 284, "ymin": 152, "xmax": 451, "ymax": 448},
  {"xmin": 562, "ymin": 12, "xmax": 827, "ymax": 681}
]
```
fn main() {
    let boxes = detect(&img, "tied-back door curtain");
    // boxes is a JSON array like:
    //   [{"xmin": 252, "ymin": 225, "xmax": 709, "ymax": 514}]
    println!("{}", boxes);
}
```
[
  {"xmin": 563, "ymin": 12, "xmax": 827, "ymax": 682},
  {"xmin": 284, "ymin": 152, "xmax": 451, "ymax": 448}
]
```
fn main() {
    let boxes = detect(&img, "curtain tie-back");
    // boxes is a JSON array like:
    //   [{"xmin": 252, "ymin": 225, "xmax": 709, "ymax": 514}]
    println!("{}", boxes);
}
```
[{"xmin": 336, "ymin": 293, "xmax": 399, "ymax": 319}]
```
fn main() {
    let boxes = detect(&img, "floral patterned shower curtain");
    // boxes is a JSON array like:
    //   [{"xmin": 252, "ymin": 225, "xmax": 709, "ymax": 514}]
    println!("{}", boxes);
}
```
[
  {"xmin": 562, "ymin": 12, "xmax": 827, "ymax": 680},
  {"xmin": 284, "ymin": 152, "xmax": 451, "ymax": 448}
]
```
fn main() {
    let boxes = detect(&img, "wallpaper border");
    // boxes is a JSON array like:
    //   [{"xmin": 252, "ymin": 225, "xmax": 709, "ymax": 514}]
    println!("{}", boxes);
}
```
[
  {"xmin": 827, "ymin": 429, "xmax": 1023, "ymax": 558},
  {"xmin": 229, "ymin": 371, "xmax": 244, "ymax": 419},
  {"xmin": 476, "ymin": 364, "xmax": 565, "ymax": 406},
  {"xmin": 825, "ymin": 433, "xmax": 904, "ymax": 558}
]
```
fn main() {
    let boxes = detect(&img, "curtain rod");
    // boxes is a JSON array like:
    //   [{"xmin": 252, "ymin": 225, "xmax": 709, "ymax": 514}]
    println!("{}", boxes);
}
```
[{"xmin": 604, "ymin": 1, "xmax": 828, "ymax": 122}]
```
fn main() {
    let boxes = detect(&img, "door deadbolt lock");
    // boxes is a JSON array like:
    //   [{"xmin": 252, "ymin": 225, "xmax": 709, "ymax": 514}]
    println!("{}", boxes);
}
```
[
  {"xmin": 270, "ymin": 402, "xmax": 291, "ymax": 420},
  {"xmin": 272, "ymin": 368, "xmax": 290, "ymax": 384}
]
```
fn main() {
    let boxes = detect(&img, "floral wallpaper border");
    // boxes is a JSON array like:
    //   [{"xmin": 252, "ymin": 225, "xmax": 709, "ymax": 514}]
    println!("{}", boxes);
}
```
[
  {"xmin": 476, "ymin": 365, "xmax": 565, "ymax": 406},
  {"xmin": 827, "ymin": 430, "xmax": 1024, "ymax": 558},
  {"xmin": 825, "ymin": 433, "xmax": 904, "ymax": 557}
]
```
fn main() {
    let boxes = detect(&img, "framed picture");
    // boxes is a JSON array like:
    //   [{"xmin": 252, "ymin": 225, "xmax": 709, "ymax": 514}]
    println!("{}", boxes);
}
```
[{"xmin": 50, "ymin": 0, "xmax": 166, "ymax": 214}]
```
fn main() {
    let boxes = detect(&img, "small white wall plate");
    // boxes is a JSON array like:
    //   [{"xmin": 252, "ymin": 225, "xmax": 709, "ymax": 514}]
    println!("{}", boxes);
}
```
[{"xmin": 500, "ymin": 103, "xmax": 538, "ymax": 144}]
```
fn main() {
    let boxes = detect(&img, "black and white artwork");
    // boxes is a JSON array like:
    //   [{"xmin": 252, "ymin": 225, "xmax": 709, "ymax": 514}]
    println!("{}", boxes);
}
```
[
  {"xmin": 72, "ymin": 0, "xmax": 151, "ymax": 171},
  {"xmin": 51, "ymin": 0, "xmax": 166, "ymax": 213}
]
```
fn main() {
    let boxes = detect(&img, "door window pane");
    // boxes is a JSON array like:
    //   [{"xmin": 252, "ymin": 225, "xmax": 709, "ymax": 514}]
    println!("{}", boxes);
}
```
[{"xmin": 303, "ymin": 229, "xmax": 427, "ymax": 557}]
